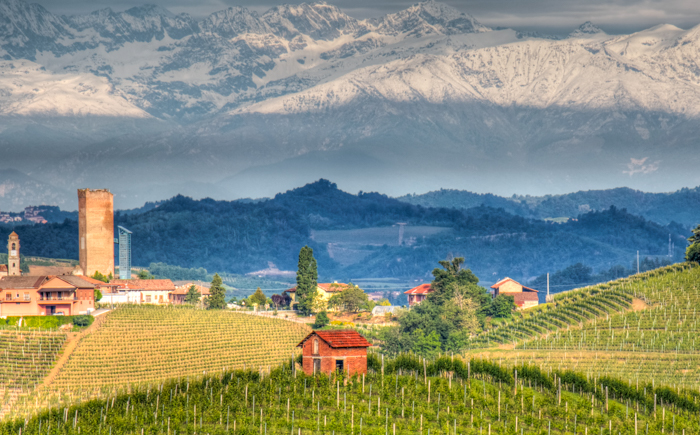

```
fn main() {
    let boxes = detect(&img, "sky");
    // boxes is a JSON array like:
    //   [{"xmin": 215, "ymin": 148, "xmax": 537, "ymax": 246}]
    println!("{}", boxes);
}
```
[{"xmin": 33, "ymin": 0, "xmax": 700, "ymax": 36}]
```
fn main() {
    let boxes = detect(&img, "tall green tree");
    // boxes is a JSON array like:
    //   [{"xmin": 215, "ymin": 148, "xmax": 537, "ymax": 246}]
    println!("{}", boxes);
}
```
[
  {"xmin": 295, "ymin": 246, "xmax": 318, "ymax": 315},
  {"xmin": 687, "ymin": 224, "xmax": 700, "ymax": 264},
  {"xmin": 184, "ymin": 285, "xmax": 201, "ymax": 305},
  {"xmin": 208, "ymin": 274, "xmax": 226, "ymax": 309},
  {"xmin": 249, "ymin": 288, "xmax": 267, "ymax": 308}
]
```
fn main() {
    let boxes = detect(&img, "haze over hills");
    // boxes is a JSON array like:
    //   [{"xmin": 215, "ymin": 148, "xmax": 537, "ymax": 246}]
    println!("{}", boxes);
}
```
[
  {"xmin": 0, "ymin": 0, "xmax": 699, "ymax": 206},
  {"xmin": 0, "ymin": 180, "xmax": 688, "ymax": 286}
]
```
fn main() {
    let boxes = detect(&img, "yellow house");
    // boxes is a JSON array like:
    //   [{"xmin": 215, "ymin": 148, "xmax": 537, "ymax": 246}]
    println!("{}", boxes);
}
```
[{"xmin": 284, "ymin": 282, "xmax": 352, "ymax": 309}]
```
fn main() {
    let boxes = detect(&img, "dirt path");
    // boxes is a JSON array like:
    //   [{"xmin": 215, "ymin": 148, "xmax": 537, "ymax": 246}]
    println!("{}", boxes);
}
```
[{"xmin": 40, "ymin": 311, "xmax": 110, "ymax": 389}]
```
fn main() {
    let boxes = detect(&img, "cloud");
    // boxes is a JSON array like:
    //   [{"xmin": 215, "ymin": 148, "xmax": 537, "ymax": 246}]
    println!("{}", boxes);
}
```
[
  {"xmin": 623, "ymin": 157, "xmax": 660, "ymax": 176},
  {"xmin": 34, "ymin": 0, "xmax": 700, "ymax": 34}
]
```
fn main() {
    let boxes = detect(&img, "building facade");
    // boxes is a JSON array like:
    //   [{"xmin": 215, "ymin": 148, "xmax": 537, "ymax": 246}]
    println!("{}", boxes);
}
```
[
  {"xmin": 111, "ymin": 279, "xmax": 176, "ymax": 305},
  {"xmin": 78, "ymin": 188, "xmax": 114, "ymax": 277},
  {"xmin": 404, "ymin": 283, "xmax": 433, "ymax": 307},
  {"xmin": 297, "ymin": 330, "xmax": 370, "ymax": 376},
  {"xmin": 117, "ymin": 226, "xmax": 132, "ymax": 280},
  {"xmin": 7, "ymin": 231, "xmax": 20, "ymax": 276},
  {"xmin": 284, "ymin": 283, "xmax": 354, "ymax": 309},
  {"xmin": 490, "ymin": 277, "xmax": 539, "ymax": 309},
  {"xmin": 0, "ymin": 275, "xmax": 95, "ymax": 316}
]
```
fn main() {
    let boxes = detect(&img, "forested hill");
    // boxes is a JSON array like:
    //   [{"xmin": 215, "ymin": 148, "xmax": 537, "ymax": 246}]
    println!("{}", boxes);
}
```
[
  {"xmin": 0, "ymin": 180, "xmax": 690, "ymax": 282},
  {"xmin": 398, "ymin": 186, "xmax": 700, "ymax": 227}
]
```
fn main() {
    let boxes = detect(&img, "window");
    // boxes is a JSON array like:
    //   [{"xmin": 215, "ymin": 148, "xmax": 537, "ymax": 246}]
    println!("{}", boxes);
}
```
[
  {"xmin": 23, "ymin": 293, "xmax": 30, "ymax": 301},
  {"xmin": 145, "ymin": 295, "xmax": 152, "ymax": 303},
  {"xmin": 335, "ymin": 359, "xmax": 344, "ymax": 372},
  {"xmin": 5, "ymin": 293, "xmax": 10, "ymax": 301},
  {"xmin": 313, "ymin": 339, "xmax": 319, "ymax": 355}
]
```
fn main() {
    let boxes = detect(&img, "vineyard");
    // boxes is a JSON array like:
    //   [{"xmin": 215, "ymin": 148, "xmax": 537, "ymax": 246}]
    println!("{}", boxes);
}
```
[
  {"xmin": 0, "ymin": 328, "xmax": 66, "ymax": 417},
  {"xmin": 3, "ymin": 354, "xmax": 700, "ymax": 434},
  {"xmin": 49, "ymin": 306, "xmax": 311, "ymax": 390},
  {"xmin": 469, "ymin": 263, "xmax": 698, "ymax": 350}
]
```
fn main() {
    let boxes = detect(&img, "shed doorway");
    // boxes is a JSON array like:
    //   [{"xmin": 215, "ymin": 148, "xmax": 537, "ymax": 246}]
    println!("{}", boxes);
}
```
[
  {"xmin": 335, "ymin": 359, "xmax": 344, "ymax": 372},
  {"xmin": 313, "ymin": 359, "xmax": 321, "ymax": 374}
]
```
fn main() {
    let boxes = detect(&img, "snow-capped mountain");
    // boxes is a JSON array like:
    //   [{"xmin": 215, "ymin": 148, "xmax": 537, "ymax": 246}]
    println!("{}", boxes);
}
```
[{"xmin": 0, "ymin": 0, "xmax": 699, "ymax": 209}]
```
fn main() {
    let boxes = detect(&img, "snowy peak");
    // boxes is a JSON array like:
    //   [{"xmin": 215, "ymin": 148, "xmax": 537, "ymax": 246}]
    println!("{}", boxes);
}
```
[
  {"xmin": 569, "ymin": 21, "xmax": 604, "ymax": 38},
  {"xmin": 199, "ymin": 7, "xmax": 267, "ymax": 38},
  {"xmin": 67, "ymin": 5, "xmax": 197, "ymax": 41},
  {"xmin": 262, "ymin": 2, "xmax": 365, "ymax": 40},
  {"xmin": 0, "ymin": 0, "xmax": 69, "ymax": 58},
  {"xmin": 373, "ymin": 0, "xmax": 490, "ymax": 37}
]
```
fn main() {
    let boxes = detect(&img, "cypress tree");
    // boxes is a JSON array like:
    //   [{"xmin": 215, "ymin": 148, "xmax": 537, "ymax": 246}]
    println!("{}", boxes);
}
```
[
  {"xmin": 296, "ymin": 246, "xmax": 318, "ymax": 315},
  {"xmin": 208, "ymin": 274, "xmax": 226, "ymax": 309}
]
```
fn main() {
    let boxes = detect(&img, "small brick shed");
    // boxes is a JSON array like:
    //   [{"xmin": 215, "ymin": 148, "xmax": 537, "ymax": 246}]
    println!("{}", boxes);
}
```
[{"xmin": 297, "ymin": 330, "xmax": 371, "ymax": 376}]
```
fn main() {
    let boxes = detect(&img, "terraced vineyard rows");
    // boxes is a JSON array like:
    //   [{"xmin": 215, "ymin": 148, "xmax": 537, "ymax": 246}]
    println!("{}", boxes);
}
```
[
  {"xmin": 470, "ymin": 263, "xmax": 696, "ymax": 349},
  {"xmin": 523, "ymin": 264, "xmax": 700, "ymax": 353},
  {"xmin": 49, "ymin": 305, "xmax": 310, "ymax": 392}
]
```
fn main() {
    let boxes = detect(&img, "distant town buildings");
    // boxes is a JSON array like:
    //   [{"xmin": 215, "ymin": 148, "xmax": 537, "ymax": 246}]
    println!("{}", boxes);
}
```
[
  {"xmin": 284, "ymin": 282, "xmax": 354, "ymax": 309},
  {"xmin": 490, "ymin": 277, "xmax": 539, "ymax": 309}
]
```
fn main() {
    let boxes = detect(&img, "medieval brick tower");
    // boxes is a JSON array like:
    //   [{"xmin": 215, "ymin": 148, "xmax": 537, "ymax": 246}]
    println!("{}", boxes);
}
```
[
  {"xmin": 7, "ymin": 231, "xmax": 20, "ymax": 276},
  {"xmin": 78, "ymin": 189, "xmax": 114, "ymax": 277}
]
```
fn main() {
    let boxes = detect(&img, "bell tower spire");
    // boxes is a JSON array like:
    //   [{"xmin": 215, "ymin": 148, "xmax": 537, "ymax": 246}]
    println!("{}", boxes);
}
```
[{"xmin": 7, "ymin": 231, "xmax": 20, "ymax": 276}]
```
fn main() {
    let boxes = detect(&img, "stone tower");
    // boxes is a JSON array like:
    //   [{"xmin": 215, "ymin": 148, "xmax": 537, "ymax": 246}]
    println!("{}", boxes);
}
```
[
  {"xmin": 7, "ymin": 231, "xmax": 20, "ymax": 276},
  {"xmin": 78, "ymin": 189, "xmax": 114, "ymax": 277}
]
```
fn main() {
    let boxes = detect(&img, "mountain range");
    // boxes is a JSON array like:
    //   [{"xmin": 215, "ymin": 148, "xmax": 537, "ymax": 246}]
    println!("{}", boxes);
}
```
[{"xmin": 1, "ymin": 0, "xmax": 700, "ymax": 208}]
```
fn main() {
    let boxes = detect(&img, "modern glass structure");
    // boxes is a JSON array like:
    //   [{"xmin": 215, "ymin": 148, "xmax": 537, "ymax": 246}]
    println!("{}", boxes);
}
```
[{"xmin": 117, "ymin": 226, "xmax": 132, "ymax": 280}]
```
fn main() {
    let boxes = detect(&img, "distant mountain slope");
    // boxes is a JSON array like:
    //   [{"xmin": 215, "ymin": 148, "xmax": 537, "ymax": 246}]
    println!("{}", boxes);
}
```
[
  {"xmin": 0, "ymin": 0, "xmax": 699, "ymax": 204},
  {"xmin": 0, "ymin": 180, "xmax": 688, "ymax": 283},
  {"xmin": 398, "ymin": 186, "xmax": 700, "ymax": 227}
]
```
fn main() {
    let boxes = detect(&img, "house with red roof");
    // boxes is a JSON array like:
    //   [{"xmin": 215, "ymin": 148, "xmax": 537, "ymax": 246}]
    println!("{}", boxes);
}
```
[
  {"xmin": 0, "ymin": 275, "xmax": 96, "ymax": 316},
  {"xmin": 111, "ymin": 279, "xmax": 176, "ymax": 305},
  {"xmin": 490, "ymin": 277, "xmax": 539, "ymax": 309},
  {"xmin": 404, "ymin": 283, "xmax": 433, "ymax": 307},
  {"xmin": 297, "ymin": 329, "xmax": 371, "ymax": 376}
]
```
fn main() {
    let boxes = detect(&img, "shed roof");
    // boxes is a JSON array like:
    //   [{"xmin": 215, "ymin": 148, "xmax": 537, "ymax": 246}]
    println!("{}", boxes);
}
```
[
  {"xmin": 297, "ymin": 330, "xmax": 371, "ymax": 349},
  {"xmin": 0, "ymin": 276, "xmax": 48, "ymax": 289},
  {"xmin": 490, "ymin": 277, "xmax": 538, "ymax": 292},
  {"xmin": 404, "ymin": 283, "xmax": 433, "ymax": 295},
  {"xmin": 53, "ymin": 276, "xmax": 96, "ymax": 289}
]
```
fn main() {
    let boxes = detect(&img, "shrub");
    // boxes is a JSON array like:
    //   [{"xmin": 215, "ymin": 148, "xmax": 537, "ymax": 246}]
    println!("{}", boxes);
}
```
[{"xmin": 72, "ymin": 315, "xmax": 92, "ymax": 327}]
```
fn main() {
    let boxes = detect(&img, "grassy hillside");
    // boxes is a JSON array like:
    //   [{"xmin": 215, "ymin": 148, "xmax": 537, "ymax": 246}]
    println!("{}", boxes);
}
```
[
  {"xmin": 3, "ymin": 354, "xmax": 700, "ymax": 433},
  {"xmin": 43, "ymin": 306, "xmax": 310, "ymax": 398}
]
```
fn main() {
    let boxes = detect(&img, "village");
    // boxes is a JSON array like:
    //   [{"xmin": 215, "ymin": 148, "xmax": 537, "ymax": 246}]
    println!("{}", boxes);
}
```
[{"xmin": 0, "ymin": 188, "xmax": 542, "ymax": 321}]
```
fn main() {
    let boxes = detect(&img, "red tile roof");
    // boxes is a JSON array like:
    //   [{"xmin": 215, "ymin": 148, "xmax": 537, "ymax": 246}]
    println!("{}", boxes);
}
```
[
  {"xmin": 0, "ymin": 265, "xmax": 7, "ymax": 272},
  {"xmin": 111, "ymin": 279, "xmax": 176, "ymax": 291},
  {"xmin": 0, "ymin": 276, "xmax": 48, "ymax": 289},
  {"xmin": 404, "ymin": 283, "xmax": 433, "ymax": 295},
  {"xmin": 511, "ymin": 292, "xmax": 539, "ymax": 305},
  {"xmin": 490, "ymin": 277, "xmax": 538, "ymax": 292},
  {"xmin": 297, "ymin": 330, "xmax": 371, "ymax": 348}
]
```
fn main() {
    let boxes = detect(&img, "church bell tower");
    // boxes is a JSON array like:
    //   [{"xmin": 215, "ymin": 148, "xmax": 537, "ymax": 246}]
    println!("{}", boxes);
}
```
[{"xmin": 7, "ymin": 231, "xmax": 20, "ymax": 276}]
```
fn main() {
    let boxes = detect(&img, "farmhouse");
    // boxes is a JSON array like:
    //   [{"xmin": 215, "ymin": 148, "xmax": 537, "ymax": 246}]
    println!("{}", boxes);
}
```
[
  {"xmin": 490, "ymin": 277, "xmax": 539, "ymax": 309},
  {"xmin": 284, "ymin": 282, "xmax": 354, "ymax": 309},
  {"xmin": 404, "ymin": 283, "xmax": 433, "ymax": 307},
  {"xmin": 297, "ymin": 329, "xmax": 371, "ymax": 376}
]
